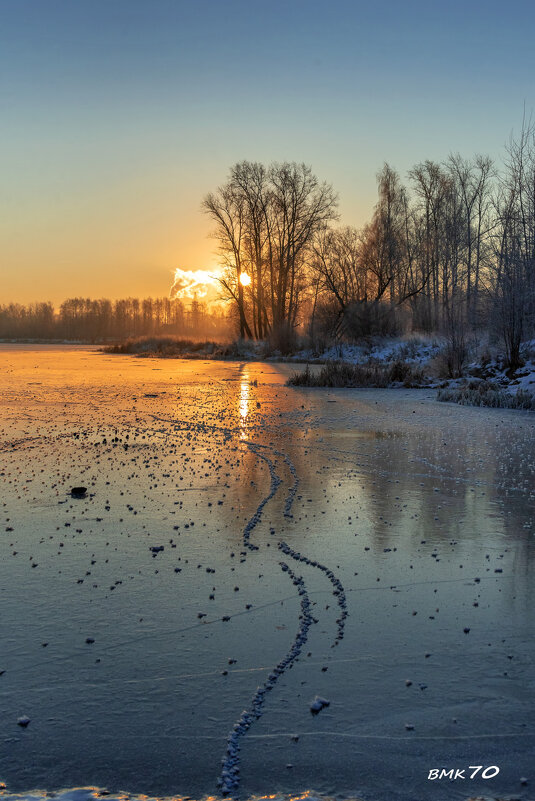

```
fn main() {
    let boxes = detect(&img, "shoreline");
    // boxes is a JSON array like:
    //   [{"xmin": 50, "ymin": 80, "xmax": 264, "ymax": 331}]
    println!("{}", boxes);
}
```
[{"xmin": 1, "ymin": 340, "xmax": 534, "ymax": 410}]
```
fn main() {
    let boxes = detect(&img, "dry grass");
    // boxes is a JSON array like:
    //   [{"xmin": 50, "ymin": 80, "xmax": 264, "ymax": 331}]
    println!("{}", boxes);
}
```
[
  {"xmin": 287, "ymin": 360, "xmax": 426, "ymax": 388},
  {"xmin": 437, "ymin": 380, "xmax": 535, "ymax": 410},
  {"xmin": 103, "ymin": 337, "xmax": 243, "ymax": 358}
]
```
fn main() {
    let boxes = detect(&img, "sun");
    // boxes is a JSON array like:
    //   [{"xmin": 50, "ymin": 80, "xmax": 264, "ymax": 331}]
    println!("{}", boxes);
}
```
[{"xmin": 239, "ymin": 272, "xmax": 251, "ymax": 286}]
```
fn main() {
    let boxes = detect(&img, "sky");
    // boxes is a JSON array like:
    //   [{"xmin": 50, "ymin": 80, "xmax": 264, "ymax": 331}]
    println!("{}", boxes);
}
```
[{"xmin": 1, "ymin": 0, "xmax": 535, "ymax": 305}]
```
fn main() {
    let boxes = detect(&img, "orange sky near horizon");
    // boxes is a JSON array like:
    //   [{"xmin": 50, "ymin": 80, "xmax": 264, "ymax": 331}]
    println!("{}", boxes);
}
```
[
  {"xmin": 1, "ymin": 188, "xmax": 219, "ymax": 306},
  {"xmin": 2, "ymin": 0, "xmax": 531, "ymax": 308},
  {"xmin": 0, "ymin": 154, "xmax": 371, "ymax": 307}
]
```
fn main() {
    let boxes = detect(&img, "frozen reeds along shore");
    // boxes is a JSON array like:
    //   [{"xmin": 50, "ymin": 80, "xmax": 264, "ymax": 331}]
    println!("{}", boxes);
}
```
[
  {"xmin": 1, "ymin": 346, "xmax": 535, "ymax": 801},
  {"xmin": 286, "ymin": 360, "xmax": 426, "ymax": 388}
]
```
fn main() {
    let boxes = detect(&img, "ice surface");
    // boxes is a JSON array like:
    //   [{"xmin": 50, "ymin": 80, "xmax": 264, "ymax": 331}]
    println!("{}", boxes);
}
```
[{"xmin": 0, "ymin": 345, "xmax": 534, "ymax": 801}]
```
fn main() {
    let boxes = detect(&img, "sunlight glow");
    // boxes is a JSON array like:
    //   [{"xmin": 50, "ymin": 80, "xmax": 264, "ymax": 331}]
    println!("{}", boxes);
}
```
[
  {"xmin": 239, "ymin": 272, "xmax": 251, "ymax": 286},
  {"xmin": 239, "ymin": 369, "xmax": 250, "ymax": 439},
  {"xmin": 170, "ymin": 267, "xmax": 222, "ymax": 300}
]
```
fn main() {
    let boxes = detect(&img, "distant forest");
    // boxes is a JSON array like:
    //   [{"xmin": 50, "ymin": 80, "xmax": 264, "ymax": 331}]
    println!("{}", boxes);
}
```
[
  {"xmin": 3, "ymin": 120, "xmax": 535, "ymax": 367},
  {"xmin": 0, "ymin": 296, "xmax": 230, "ymax": 342}
]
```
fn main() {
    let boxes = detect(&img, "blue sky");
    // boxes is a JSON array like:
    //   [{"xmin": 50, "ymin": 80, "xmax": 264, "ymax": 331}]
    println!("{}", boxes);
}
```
[{"xmin": 1, "ymin": 0, "xmax": 534, "ymax": 302}]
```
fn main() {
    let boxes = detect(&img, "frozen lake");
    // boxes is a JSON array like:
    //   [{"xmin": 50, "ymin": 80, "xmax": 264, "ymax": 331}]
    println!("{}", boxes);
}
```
[{"xmin": 0, "ymin": 345, "xmax": 534, "ymax": 801}]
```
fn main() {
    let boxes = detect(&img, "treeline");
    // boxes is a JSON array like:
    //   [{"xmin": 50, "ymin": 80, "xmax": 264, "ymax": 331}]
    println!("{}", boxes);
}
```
[
  {"xmin": 204, "ymin": 120, "xmax": 535, "ymax": 366},
  {"xmin": 4, "ymin": 121, "xmax": 535, "ymax": 365},
  {"xmin": 0, "ymin": 296, "xmax": 231, "ymax": 341}
]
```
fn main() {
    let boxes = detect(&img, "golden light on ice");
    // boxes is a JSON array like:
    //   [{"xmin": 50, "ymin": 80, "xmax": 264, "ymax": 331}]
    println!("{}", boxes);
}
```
[
  {"xmin": 239, "ymin": 368, "xmax": 250, "ymax": 439},
  {"xmin": 239, "ymin": 272, "xmax": 251, "ymax": 286}
]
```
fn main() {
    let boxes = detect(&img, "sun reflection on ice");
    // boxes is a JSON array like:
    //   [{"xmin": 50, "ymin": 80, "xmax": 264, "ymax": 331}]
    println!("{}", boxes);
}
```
[{"xmin": 239, "ymin": 368, "xmax": 251, "ymax": 439}]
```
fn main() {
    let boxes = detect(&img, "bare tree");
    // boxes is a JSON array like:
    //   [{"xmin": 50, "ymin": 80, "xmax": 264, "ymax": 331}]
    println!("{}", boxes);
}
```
[
  {"xmin": 203, "ymin": 161, "xmax": 337, "ymax": 340},
  {"xmin": 409, "ymin": 160, "xmax": 452, "ymax": 330},
  {"xmin": 202, "ymin": 184, "xmax": 253, "ymax": 339},
  {"xmin": 268, "ymin": 162, "xmax": 338, "ymax": 331},
  {"xmin": 491, "ymin": 119, "xmax": 535, "ymax": 367},
  {"xmin": 229, "ymin": 162, "xmax": 271, "ymax": 339},
  {"xmin": 447, "ymin": 153, "xmax": 494, "ymax": 327}
]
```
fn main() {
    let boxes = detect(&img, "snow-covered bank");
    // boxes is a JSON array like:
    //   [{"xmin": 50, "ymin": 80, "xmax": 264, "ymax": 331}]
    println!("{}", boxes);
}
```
[{"xmin": 287, "ymin": 336, "xmax": 535, "ymax": 409}]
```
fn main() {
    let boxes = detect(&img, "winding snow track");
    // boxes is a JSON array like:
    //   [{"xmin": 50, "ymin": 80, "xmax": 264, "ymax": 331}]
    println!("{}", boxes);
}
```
[{"xmin": 217, "ymin": 443, "xmax": 350, "ymax": 794}]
